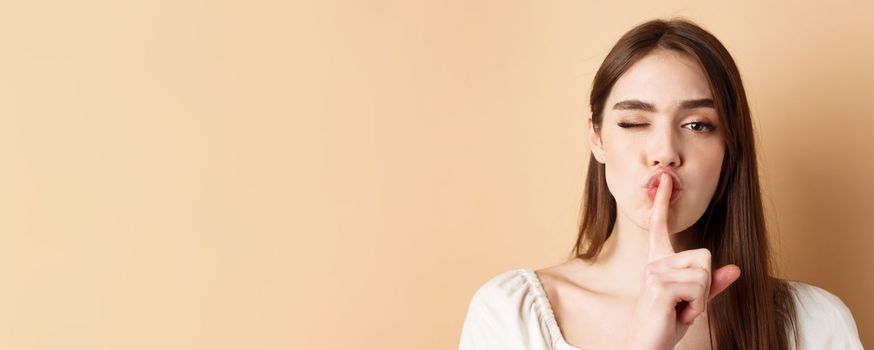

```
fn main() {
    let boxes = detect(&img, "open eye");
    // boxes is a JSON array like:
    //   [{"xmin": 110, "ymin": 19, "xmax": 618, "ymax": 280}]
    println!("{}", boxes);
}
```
[{"xmin": 683, "ymin": 121, "xmax": 715, "ymax": 133}]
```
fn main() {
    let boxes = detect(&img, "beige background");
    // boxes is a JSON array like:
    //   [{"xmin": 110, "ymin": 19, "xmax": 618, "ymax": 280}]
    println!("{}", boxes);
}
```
[{"xmin": 1, "ymin": 1, "xmax": 871, "ymax": 349}]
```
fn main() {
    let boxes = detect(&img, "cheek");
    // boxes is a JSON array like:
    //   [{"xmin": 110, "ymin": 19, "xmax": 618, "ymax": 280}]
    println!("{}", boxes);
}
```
[
  {"xmin": 602, "ymin": 155, "xmax": 634, "ymax": 203},
  {"xmin": 600, "ymin": 136, "xmax": 634, "ymax": 185},
  {"xmin": 603, "ymin": 168, "xmax": 621, "ymax": 204},
  {"xmin": 702, "ymin": 146, "xmax": 725, "ymax": 183},
  {"xmin": 600, "ymin": 138, "xmax": 647, "ymax": 206},
  {"xmin": 691, "ymin": 148, "xmax": 725, "ymax": 204}
]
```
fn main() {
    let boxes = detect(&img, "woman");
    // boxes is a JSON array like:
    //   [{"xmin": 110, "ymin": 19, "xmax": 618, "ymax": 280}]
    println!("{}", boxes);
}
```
[{"xmin": 458, "ymin": 18, "xmax": 863, "ymax": 349}]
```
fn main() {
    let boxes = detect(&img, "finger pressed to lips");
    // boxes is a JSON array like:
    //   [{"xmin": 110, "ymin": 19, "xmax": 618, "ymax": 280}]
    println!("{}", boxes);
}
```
[
  {"xmin": 647, "ymin": 186, "xmax": 681, "ymax": 204},
  {"xmin": 646, "ymin": 170, "xmax": 682, "ymax": 204},
  {"xmin": 648, "ymin": 173, "xmax": 675, "ymax": 261},
  {"xmin": 649, "ymin": 174, "xmax": 671, "ymax": 228}
]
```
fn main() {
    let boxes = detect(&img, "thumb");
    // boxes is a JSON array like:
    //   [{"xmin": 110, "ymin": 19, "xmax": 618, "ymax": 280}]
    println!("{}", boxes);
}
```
[{"xmin": 708, "ymin": 264, "xmax": 742, "ymax": 303}]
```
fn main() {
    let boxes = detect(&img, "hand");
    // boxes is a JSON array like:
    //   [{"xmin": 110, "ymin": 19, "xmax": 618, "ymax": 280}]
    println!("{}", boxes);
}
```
[{"xmin": 623, "ymin": 173, "xmax": 742, "ymax": 350}]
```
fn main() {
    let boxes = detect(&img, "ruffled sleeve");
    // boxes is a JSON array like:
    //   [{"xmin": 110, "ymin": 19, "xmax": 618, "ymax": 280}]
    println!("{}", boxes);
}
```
[
  {"xmin": 458, "ymin": 269, "xmax": 580, "ymax": 350},
  {"xmin": 787, "ymin": 280, "xmax": 864, "ymax": 349}
]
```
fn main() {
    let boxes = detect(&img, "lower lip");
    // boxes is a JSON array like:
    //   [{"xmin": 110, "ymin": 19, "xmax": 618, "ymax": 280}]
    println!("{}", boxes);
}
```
[{"xmin": 647, "ymin": 187, "xmax": 681, "ymax": 204}]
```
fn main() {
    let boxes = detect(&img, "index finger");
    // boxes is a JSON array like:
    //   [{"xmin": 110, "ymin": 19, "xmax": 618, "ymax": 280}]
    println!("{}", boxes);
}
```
[{"xmin": 648, "ymin": 172, "xmax": 675, "ymax": 262}]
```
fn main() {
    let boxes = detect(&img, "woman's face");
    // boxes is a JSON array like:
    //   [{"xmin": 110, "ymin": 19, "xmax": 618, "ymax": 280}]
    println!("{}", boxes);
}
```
[{"xmin": 589, "ymin": 49, "xmax": 725, "ymax": 234}]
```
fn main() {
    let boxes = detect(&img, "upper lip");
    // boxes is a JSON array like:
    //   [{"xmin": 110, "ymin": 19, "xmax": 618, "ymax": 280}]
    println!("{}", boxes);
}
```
[{"xmin": 646, "ymin": 168, "xmax": 683, "ymax": 190}]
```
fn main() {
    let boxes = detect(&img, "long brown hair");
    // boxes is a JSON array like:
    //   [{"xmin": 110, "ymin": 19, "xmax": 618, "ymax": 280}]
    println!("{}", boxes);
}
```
[{"xmin": 571, "ymin": 18, "xmax": 799, "ymax": 349}]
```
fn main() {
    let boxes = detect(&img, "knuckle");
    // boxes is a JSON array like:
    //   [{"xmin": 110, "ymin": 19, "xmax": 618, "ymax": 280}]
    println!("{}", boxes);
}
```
[
  {"xmin": 652, "ymin": 281, "xmax": 671, "ymax": 298},
  {"xmin": 695, "ymin": 283, "xmax": 706, "ymax": 295},
  {"xmin": 695, "ymin": 248, "xmax": 712, "ymax": 266},
  {"xmin": 695, "ymin": 268, "xmax": 709, "ymax": 282}
]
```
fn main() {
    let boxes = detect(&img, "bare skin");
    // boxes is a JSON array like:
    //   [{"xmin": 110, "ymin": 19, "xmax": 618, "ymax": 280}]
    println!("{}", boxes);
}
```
[
  {"xmin": 535, "ymin": 50, "xmax": 743, "ymax": 349},
  {"xmin": 536, "ymin": 174, "xmax": 740, "ymax": 349},
  {"xmin": 535, "ymin": 231, "xmax": 710, "ymax": 349}
]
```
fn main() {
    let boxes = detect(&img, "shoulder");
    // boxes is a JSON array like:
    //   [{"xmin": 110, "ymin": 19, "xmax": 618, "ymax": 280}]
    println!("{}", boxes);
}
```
[
  {"xmin": 786, "ymin": 280, "xmax": 856, "ymax": 325},
  {"xmin": 470, "ymin": 268, "xmax": 537, "ymax": 302},
  {"xmin": 463, "ymin": 268, "xmax": 544, "ymax": 324},
  {"xmin": 466, "ymin": 268, "xmax": 562, "ymax": 318},
  {"xmin": 459, "ymin": 268, "xmax": 574, "ymax": 350},
  {"xmin": 784, "ymin": 280, "xmax": 863, "ymax": 349}
]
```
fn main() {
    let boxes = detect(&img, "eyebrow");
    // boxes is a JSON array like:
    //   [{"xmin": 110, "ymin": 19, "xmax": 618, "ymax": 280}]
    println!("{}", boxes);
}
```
[{"xmin": 611, "ymin": 98, "xmax": 715, "ymax": 112}]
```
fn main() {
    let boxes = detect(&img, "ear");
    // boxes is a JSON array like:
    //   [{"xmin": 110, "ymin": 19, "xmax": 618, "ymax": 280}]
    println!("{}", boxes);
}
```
[{"xmin": 588, "ymin": 117, "xmax": 605, "ymax": 164}]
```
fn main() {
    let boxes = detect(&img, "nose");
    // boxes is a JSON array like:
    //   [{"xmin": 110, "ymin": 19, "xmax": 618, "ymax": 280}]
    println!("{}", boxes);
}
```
[{"xmin": 647, "ymin": 124, "xmax": 682, "ymax": 167}]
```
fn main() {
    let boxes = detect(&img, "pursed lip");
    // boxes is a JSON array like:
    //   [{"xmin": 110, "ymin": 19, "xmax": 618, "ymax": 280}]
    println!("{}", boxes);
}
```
[
  {"xmin": 645, "ymin": 168, "xmax": 683, "ymax": 191},
  {"xmin": 646, "ymin": 168, "xmax": 682, "ymax": 204}
]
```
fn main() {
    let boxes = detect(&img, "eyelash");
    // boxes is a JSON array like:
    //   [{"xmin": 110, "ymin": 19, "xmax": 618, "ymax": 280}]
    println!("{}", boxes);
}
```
[{"xmin": 617, "ymin": 121, "xmax": 716, "ymax": 133}]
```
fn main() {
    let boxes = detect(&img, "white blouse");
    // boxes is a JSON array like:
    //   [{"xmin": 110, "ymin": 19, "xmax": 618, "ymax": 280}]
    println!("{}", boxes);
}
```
[{"xmin": 458, "ymin": 268, "xmax": 863, "ymax": 349}]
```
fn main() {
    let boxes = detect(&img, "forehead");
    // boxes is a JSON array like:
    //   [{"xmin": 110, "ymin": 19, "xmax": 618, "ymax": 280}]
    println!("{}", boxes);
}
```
[{"xmin": 606, "ymin": 49, "xmax": 712, "ymax": 110}]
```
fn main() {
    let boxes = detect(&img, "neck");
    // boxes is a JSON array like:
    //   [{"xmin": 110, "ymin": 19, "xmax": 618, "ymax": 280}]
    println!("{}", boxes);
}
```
[{"xmin": 585, "ymin": 213, "xmax": 701, "ymax": 297}]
